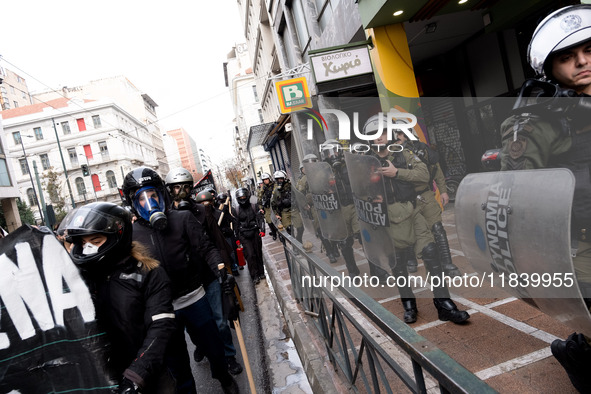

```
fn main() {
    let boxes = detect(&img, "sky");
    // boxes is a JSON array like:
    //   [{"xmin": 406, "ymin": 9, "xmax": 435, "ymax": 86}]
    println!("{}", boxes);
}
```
[{"xmin": 1, "ymin": 0, "xmax": 245, "ymax": 165}]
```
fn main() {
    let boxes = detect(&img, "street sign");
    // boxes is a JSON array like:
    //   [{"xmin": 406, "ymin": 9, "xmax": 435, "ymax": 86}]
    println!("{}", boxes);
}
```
[{"xmin": 275, "ymin": 77, "xmax": 312, "ymax": 114}]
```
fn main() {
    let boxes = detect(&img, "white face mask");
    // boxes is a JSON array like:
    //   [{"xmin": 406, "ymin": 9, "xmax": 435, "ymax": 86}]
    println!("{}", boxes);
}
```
[{"xmin": 82, "ymin": 242, "xmax": 100, "ymax": 255}]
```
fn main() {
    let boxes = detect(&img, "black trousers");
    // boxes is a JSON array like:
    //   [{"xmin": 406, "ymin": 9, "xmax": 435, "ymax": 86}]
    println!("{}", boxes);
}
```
[{"xmin": 240, "ymin": 235, "xmax": 264, "ymax": 279}]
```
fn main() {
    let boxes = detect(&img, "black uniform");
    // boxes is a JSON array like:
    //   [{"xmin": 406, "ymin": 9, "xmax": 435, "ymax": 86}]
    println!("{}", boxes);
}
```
[{"xmin": 235, "ymin": 202, "xmax": 266, "ymax": 282}]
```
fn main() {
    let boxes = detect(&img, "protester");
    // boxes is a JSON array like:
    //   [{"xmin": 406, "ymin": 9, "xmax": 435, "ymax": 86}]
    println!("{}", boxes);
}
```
[
  {"xmin": 122, "ymin": 167, "xmax": 238, "ymax": 394},
  {"xmin": 59, "ymin": 202, "xmax": 176, "ymax": 393},
  {"xmin": 235, "ymin": 187, "xmax": 266, "ymax": 284}
]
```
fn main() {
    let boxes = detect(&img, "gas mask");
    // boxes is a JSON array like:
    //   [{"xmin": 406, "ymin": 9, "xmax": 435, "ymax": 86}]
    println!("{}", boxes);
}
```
[
  {"xmin": 133, "ymin": 186, "xmax": 168, "ymax": 230},
  {"xmin": 276, "ymin": 178, "xmax": 285, "ymax": 190}
]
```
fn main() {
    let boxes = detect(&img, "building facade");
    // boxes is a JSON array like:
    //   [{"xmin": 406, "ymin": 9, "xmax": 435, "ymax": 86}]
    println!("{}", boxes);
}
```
[
  {"xmin": 165, "ymin": 127, "xmax": 203, "ymax": 180},
  {"xmin": 32, "ymin": 76, "xmax": 169, "ymax": 175},
  {"xmin": 0, "ymin": 68, "xmax": 33, "ymax": 110},
  {"xmin": 1, "ymin": 97, "xmax": 159, "ymax": 222}
]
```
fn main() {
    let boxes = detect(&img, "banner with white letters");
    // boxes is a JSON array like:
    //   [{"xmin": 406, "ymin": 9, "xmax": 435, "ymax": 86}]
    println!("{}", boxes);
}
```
[{"xmin": 0, "ymin": 225, "xmax": 114, "ymax": 393}]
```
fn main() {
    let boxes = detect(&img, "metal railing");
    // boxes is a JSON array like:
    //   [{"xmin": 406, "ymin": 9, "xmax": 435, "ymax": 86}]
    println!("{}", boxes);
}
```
[{"xmin": 278, "ymin": 232, "xmax": 497, "ymax": 394}]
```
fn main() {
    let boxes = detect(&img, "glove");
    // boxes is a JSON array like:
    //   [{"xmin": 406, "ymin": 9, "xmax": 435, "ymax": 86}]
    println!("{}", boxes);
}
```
[
  {"xmin": 221, "ymin": 274, "xmax": 236, "ymax": 295},
  {"xmin": 118, "ymin": 378, "xmax": 141, "ymax": 394},
  {"xmin": 259, "ymin": 232, "xmax": 265, "ymax": 237}
]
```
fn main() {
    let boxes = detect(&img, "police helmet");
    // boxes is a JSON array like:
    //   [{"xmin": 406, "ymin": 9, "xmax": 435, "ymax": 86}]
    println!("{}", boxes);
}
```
[{"xmin": 528, "ymin": 5, "xmax": 591, "ymax": 77}]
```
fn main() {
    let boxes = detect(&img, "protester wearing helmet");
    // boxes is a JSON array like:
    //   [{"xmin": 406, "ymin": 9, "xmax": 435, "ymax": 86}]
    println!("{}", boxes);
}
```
[
  {"xmin": 235, "ymin": 187, "xmax": 266, "ymax": 284},
  {"xmin": 166, "ymin": 170, "xmax": 243, "ymax": 376},
  {"xmin": 362, "ymin": 114, "xmax": 470, "ymax": 326},
  {"xmin": 499, "ymin": 5, "xmax": 591, "ymax": 391},
  {"xmin": 256, "ymin": 172, "xmax": 279, "ymax": 240},
  {"xmin": 165, "ymin": 167, "xmax": 194, "ymax": 210},
  {"xmin": 393, "ymin": 122, "xmax": 461, "ymax": 278},
  {"xmin": 59, "ymin": 202, "xmax": 176, "ymax": 394},
  {"xmin": 319, "ymin": 139, "xmax": 362, "ymax": 277},
  {"xmin": 271, "ymin": 170, "xmax": 304, "ymax": 244},
  {"xmin": 123, "ymin": 167, "xmax": 238, "ymax": 393}
]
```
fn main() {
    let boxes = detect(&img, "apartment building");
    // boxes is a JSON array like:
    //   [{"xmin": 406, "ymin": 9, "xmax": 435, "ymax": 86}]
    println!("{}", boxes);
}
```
[{"xmin": 1, "ymin": 97, "xmax": 159, "ymax": 222}]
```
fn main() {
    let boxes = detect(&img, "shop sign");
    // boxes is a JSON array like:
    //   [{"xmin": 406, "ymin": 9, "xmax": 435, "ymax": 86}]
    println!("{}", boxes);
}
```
[
  {"xmin": 275, "ymin": 77, "xmax": 312, "ymax": 114},
  {"xmin": 310, "ymin": 46, "xmax": 373, "ymax": 83}
]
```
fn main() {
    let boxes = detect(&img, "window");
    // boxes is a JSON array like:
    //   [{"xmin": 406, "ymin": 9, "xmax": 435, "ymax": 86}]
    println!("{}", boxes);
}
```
[
  {"xmin": 92, "ymin": 174, "xmax": 102, "ymax": 192},
  {"xmin": 293, "ymin": 0, "xmax": 310, "ymax": 53},
  {"xmin": 92, "ymin": 115, "xmax": 102, "ymax": 128},
  {"xmin": 0, "ymin": 159, "xmax": 11, "ymax": 186},
  {"xmin": 315, "ymin": 0, "xmax": 334, "ymax": 32},
  {"xmin": 252, "ymin": 85, "xmax": 259, "ymax": 102},
  {"xmin": 75, "ymin": 177, "xmax": 87, "ymax": 196},
  {"xmin": 21, "ymin": 90, "xmax": 26, "ymax": 99},
  {"xmin": 99, "ymin": 141, "xmax": 109, "ymax": 159},
  {"xmin": 13, "ymin": 131, "xmax": 21, "ymax": 145},
  {"xmin": 27, "ymin": 188, "xmax": 37, "ymax": 206},
  {"xmin": 13, "ymin": 101, "xmax": 18, "ymax": 108},
  {"xmin": 19, "ymin": 159, "xmax": 28, "ymax": 175},
  {"xmin": 34, "ymin": 127, "xmax": 43, "ymax": 140},
  {"xmin": 40, "ymin": 154, "xmax": 50, "ymax": 170},
  {"xmin": 68, "ymin": 148, "xmax": 79, "ymax": 166},
  {"xmin": 61, "ymin": 121, "xmax": 71, "ymax": 135},
  {"xmin": 83, "ymin": 144, "xmax": 93, "ymax": 160},
  {"xmin": 106, "ymin": 170, "xmax": 117, "ymax": 189},
  {"xmin": 258, "ymin": 109, "xmax": 264, "ymax": 123},
  {"xmin": 77, "ymin": 118, "xmax": 86, "ymax": 131}
]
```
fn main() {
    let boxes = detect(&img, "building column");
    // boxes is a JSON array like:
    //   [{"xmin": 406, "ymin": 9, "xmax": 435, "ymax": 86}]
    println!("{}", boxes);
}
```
[
  {"xmin": 366, "ymin": 24, "xmax": 419, "ymax": 98},
  {"xmin": 2, "ymin": 198, "xmax": 22, "ymax": 232}
]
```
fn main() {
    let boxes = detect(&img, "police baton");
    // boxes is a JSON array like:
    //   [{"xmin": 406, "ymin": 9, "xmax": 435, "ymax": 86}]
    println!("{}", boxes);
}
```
[{"xmin": 218, "ymin": 264, "xmax": 257, "ymax": 393}]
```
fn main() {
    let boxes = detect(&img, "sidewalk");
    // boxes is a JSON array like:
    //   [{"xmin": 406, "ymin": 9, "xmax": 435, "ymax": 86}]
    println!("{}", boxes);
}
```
[{"xmin": 258, "ymin": 203, "xmax": 580, "ymax": 393}]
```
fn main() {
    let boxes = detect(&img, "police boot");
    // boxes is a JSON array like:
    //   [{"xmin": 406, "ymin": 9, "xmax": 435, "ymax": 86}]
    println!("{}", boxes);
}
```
[
  {"xmin": 269, "ymin": 222, "xmax": 278, "ymax": 240},
  {"xmin": 432, "ymin": 222, "xmax": 461, "ymax": 277},
  {"xmin": 322, "ymin": 238, "xmax": 338, "ymax": 264},
  {"xmin": 422, "ymin": 243, "xmax": 469, "ymax": 324},
  {"xmin": 551, "ymin": 332, "xmax": 591, "ymax": 393},
  {"xmin": 401, "ymin": 298, "xmax": 418, "ymax": 324},
  {"xmin": 407, "ymin": 251, "xmax": 418, "ymax": 273},
  {"xmin": 392, "ymin": 248, "xmax": 418, "ymax": 324},
  {"xmin": 341, "ymin": 238, "xmax": 360, "ymax": 277}
]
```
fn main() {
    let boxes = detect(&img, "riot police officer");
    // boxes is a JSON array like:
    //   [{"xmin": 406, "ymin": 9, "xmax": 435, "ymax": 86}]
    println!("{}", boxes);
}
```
[
  {"xmin": 363, "ymin": 115, "xmax": 469, "ymax": 325},
  {"xmin": 499, "ymin": 5, "xmax": 591, "ymax": 391},
  {"xmin": 297, "ymin": 154, "xmax": 339, "ymax": 263},
  {"xmin": 271, "ymin": 170, "xmax": 304, "ymax": 244},
  {"xmin": 395, "ymin": 129, "xmax": 461, "ymax": 277},
  {"xmin": 257, "ymin": 173, "xmax": 278, "ymax": 240},
  {"xmin": 320, "ymin": 140, "xmax": 361, "ymax": 277}
]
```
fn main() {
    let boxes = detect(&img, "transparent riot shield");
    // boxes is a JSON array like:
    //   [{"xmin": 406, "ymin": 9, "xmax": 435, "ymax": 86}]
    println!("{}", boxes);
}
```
[
  {"xmin": 344, "ymin": 152, "xmax": 395, "ymax": 272},
  {"xmin": 455, "ymin": 168, "xmax": 591, "ymax": 335},
  {"xmin": 304, "ymin": 162, "xmax": 348, "ymax": 241},
  {"xmin": 293, "ymin": 186, "xmax": 316, "ymax": 234}
]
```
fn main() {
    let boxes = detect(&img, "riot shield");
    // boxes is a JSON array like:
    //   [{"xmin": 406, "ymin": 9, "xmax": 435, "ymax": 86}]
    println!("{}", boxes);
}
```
[
  {"xmin": 344, "ymin": 152, "xmax": 395, "ymax": 272},
  {"xmin": 304, "ymin": 162, "xmax": 348, "ymax": 241},
  {"xmin": 455, "ymin": 168, "xmax": 591, "ymax": 335},
  {"xmin": 293, "ymin": 186, "xmax": 316, "ymax": 234}
]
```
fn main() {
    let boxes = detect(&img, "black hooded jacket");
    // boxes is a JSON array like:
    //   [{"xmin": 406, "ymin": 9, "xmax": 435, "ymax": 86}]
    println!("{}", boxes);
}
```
[{"xmin": 132, "ymin": 209, "xmax": 222, "ymax": 299}]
